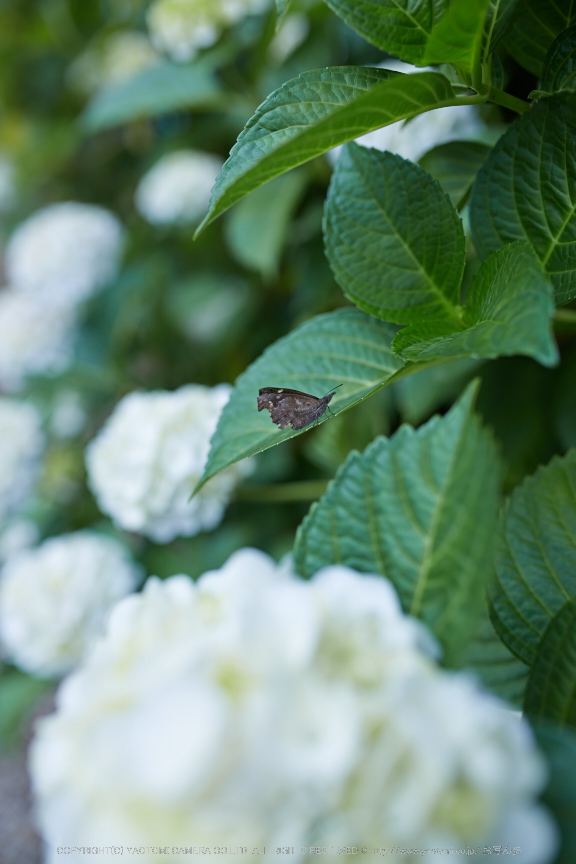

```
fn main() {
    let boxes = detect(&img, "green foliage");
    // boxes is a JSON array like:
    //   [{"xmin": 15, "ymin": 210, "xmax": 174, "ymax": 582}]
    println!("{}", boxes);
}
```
[
  {"xmin": 540, "ymin": 25, "xmax": 576, "ymax": 94},
  {"xmin": 195, "ymin": 68, "xmax": 459, "ymax": 233},
  {"xmin": 524, "ymin": 598, "xmax": 576, "ymax": 728},
  {"xmin": 418, "ymin": 140, "xmax": 491, "ymax": 210},
  {"xmin": 324, "ymin": 144, "xmax": 465, "ymax": 324},
  {"xmin": 482, "ymin": 0, "xmax": 519, "ymax": 60},
  {"xmin": 533, "ymin": 722, "xmax": 576, "ymax": 864},
  {"xmin": 394, "ymin": 242, "xmax": 558, "ymax": 367},
  {"xmin": 506, "ymin": 0, "xmax": 576, "ymax": 77},
  {"xmin": 82, "ymin": 60, "xmax": 224, "ymax": 132},
  {"xmin": 490, "ymin": 451, "xmax": 576, "ymax": 666},
  {"xmin": 195, "ymin": 309, "xmax": 404, "ymax": 491},
  {"xmin": 422, "ymin": 0, "xmax": 489, "ymax": 69},
  {"xmin": 294, "ymin": 382, "xmax": 500, "ymax": 665},
  {"xmin": 470, "ymin": 96, "xmax": 576, "ymax": 306}
]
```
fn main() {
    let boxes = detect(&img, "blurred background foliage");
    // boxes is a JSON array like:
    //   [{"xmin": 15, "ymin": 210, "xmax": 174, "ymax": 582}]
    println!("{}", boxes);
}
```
[{"xmin": 0, "ymin": 0, "xmax": 574, "ymax": 768}]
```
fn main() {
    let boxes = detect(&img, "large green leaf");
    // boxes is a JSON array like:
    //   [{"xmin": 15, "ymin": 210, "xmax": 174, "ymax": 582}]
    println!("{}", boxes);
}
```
[
  {"xmin": 422, "ymin": 0, "xmax": 489, "ymax": 68},
  {"xmin": 524, "ymin": 597, "xmax": 576, "ymax": 728},
  {"xmin": 81, "ymin": 60, "xmax": 223, "ymax": 132},
  {"xmin": 294, "ymin": 381, "xmax": 500, "ymax": 665},
  {"xmin": 418, "ymin": 140, "xmax": 491, "ymax": 210},
  {"xmin": 393, "ymin": 242, "xmax": 559, "ymax": 368},
  {"xmin": 195, "ymin": 68, "xmax": 459, "ymax": 233},
  {"xmin": 322, "ymin": 0, "xmax": 447, "ymax": 65},
  {"xmin": 470, "ymin": 97, "xmax": 576, "ymax": 306},
  {"xmin": 540, "ymin": 25, "xmax": 576, "ymax": 95},
  {"xmin": 324, "ymin": 144, "xmax": 465, "ymax": 325},
  {"xmin": 533, "ymin": 722, "xmax": 576, "ymax": 864},
  {"xmin": 506, "ymin": 0, "xmax": 576, "ymax": 77},
  {"xmin": 460, "ymin": 606, "xmax": 528, "ymax": 707},
  {"xmin": 194, "ymin": 308, "xmax": 404, "ymax": 492},
  {"xmin": 490, "ymin": 449, "xmax": 576, "ymax": 666},
  {"xmin": 482, "ymin": 0, "xmax": 519, "ymax": 60}
]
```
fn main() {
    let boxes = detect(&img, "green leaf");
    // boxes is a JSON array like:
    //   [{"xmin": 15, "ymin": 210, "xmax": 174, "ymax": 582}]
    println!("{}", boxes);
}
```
[
  {"xmin": 194, "ymin": 308, "xmax": 404, "ymax": 492},
  {"xmin": 275, "ymin": 0, "xmax": 292, "ymax": 29},
  {"xmin": 541, "ymin": 25, "xmax": 576, "ymax": 95},
  {"xmin": 81, "ymin": 60, "xmax": 223, "ymax": 132},
  {"xmin": 224, "ymin": 169, "xmax": 307, "ymax": 279},
  {"xmin": 195, "ymin": 68, "xmax": 459, "ymax": 234},
  {"xmin": 393, "ymin": 242, "xmax": 559, "ymax": 368},
  {"xmin": 394, "ymin": 357, "xmax": 483, "ymax": 425},
  {"xmin": 294, "ymin": 380, "xmax": 501, "ymax": 665},
  {"xmin": 324, "ymin": 144, "xmax": 465, "ymax": 325},
  {"xmin": 524, "ymin": 597, "xmax": 576, "ymax": 728},
  {"xmin": 490, "ymin": 449, "xmax": 576, "ymax": 666},
  {"xmin": 482, "ymin": 0, "xmax": 519, "ymax": 59},
  {"xmin": 459, "ymin": 605, "xmax": 528, "ymax": 708},
  {"xmin": 533, "ymin": 722, "xmax": 576, "ymax": 864},
  {"xmin": 506, "ymin": 0, "xmax": 576, "ymax": 77},
  {"xmin": 418, "ymin": 140, "xmax": 491, "ymax": 210},
  {"xmin": 422, "ymin": 0, "xmax": 489, "ymax": 69},
  {"xmin": 470, "ymin": 97, "xmax": 576, "ymax": 306}
]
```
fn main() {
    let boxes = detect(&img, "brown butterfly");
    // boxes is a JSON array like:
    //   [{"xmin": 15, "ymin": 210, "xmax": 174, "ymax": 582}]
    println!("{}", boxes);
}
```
[{"xmin": 257, "ymin": 385, "xmax": 343, "ymax": 430}]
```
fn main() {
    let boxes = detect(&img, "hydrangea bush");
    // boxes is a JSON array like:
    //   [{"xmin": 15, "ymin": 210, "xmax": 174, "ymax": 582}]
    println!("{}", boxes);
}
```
[{"xmin": 0, "ymin": 0, "xmax": 575, "ymax": 861}]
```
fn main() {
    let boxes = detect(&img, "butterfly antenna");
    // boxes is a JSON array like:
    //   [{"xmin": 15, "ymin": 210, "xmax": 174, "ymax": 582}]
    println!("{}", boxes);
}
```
[{"xmin": 323, "ymin": 383, "xmax": 343, "ymax": 398}]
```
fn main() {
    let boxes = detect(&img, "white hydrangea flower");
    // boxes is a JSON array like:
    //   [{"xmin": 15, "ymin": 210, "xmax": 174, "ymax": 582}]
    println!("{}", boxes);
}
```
[
  {"xmin": 68, "ymin": 31, "xmax": 160, "ymax": 95},
  {"xmin": 6, "ymin": 202, "xmax": 125, "ymax": 307},
  {"xmin": 85, "ymin": 384, "xmax": 252, "ymax": 543},
  {"xmin": 330, "ymin": 60, "xmax": 491, "ymax": 166},
  {"xmin": 148, "ymin": 0, "xmax": 270, "ymax": 63},
  {"xmin": 0, "ymin": 397, "xmax": 44, "ymax": 521},
  {"xmin": 134, "ymin": 150, "xmax": 224, "ymax": 225},
  {"xmin": 30, "ymin": 551, "xmax": 556, "ymax": 863},
  {"xmin": 0, "ymin": 288, "xmax": 77, "ymax": 392},
  {"xmin": 0, "ymin": 531, "xmax": 141, "ymax": 677}
]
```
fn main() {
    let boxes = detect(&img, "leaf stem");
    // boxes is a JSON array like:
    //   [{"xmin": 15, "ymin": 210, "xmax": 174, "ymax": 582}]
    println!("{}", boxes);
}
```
[
  {"xmin": 487, "ymin": 88, "xmax": 531, "ymax": 114},
  {"xmin": 554, "ymin": 308, "xmax": 576, "ymax": 331}
]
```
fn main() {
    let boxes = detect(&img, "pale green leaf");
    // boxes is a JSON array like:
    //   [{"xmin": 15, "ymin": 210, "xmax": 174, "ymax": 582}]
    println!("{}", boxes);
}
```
[
  {"xmin": 506, "ymin": 0, "xmax": 576, "ymax": 77},
  {"xmin": 294, "ymin": 381, "xmax": 500, "ymax": 665},
  {"xmin": 224, "ymin": 169, "xmax": 307, "ymax": 279},
  {"xmin": 490, "ymin": 449, "xmax": 576, "ymax": 666},
  {"xmin": 324, "ymin": 144, "xmax": 465, "ymax": 324},
  {"xmin": 422, "ymin": 0, "xmax": 489, "ymax": 69},
  {"xmin": 524, "ymin": 597, "xmax": 576, "ymax": 728},
  {"xmin": 195, "ymin": 68, "xmax": 458, "ymax": 234},
  {"xmin": 394, "ymin": 242, "xmax": 559, "ymax": 368},
  {"xmin": 195, "ymin": 308, "xmax": 404, "ymax": 492},
  {"xmin": 541, "ymin": 25, "xmax": 576, "ymax": 94},
  {"xmin": 82, "ymin": 60, "xmax": 223, "ymax": 132},
  {"xmin": 418, "ymin": 140, "xmax": 491, "ymax": 209},
  {"xmin": 470, "ymin": 97, "xmax": 576, "ymax": 306}
]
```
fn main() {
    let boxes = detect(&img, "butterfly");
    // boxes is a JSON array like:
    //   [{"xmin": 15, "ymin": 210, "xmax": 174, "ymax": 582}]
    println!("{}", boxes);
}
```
[{"xmin": 257, "ymin": 385, "xmax": 343, "ymax": 430}]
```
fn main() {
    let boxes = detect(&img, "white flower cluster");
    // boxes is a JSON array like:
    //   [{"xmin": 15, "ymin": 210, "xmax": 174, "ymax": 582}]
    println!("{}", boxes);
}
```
[
  {"xmin": 86, "ymin": 384, "xmax": 252, "ymax": 543},
  {"xmin": 0, "ymin": 202, "xmax": 124, "ymax": 393},
  {"xmin": 147, "ymin": 0, "xmax": 270, "ymax": 63},
  {"xmin": 135, "ymin": 150, "xmax": 223, "ymax": 226},
  {"xmin": 0, "ymin": 397, "xmax": 44, "ymax": 522},
  {"xmin": 69, "ymin": 31, "xmax": 159, "ymax": 95},
  {"xmin": 0, "ymin": 531, "xmax": 140, "ymax": 677},
  {"xmin": 30, "ymin": 550, "xmax": 556, "ymax": 863}
]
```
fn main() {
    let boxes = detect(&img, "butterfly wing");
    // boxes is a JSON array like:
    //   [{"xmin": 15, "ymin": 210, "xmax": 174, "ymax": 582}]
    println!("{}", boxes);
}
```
[{"xmin": 257, "ymin": 388, "xmax": 324, "ymax": 430}]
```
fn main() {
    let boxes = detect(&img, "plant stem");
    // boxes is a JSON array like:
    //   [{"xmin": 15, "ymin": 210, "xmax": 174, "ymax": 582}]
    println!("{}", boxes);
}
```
[
  {"xmin": 236, "ymin": 480, "xmax": 330, "ymax": 503},
  {"xmin": 554, "ymin": 308, "xmax": 576, "ymax": 331},
  {"xmin": 487, "ymin": 88, "xmax": 531, "ymax": 114}
]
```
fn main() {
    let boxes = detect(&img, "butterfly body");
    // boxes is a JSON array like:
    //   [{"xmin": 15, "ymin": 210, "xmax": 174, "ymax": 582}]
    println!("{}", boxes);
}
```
[{"xmin": 257, "ymin": 387, "xmax": 339, "ymax": 430}]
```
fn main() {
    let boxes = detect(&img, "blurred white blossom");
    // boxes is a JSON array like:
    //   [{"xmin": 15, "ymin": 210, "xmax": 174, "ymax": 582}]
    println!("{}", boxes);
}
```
[
  {"xmin": 68, "ymin": 31, "xmax": 160, "ymax": 95},
  {"xmin": 148, "ymin": 0, "xmax": 271, "ymax": 63},
  {"xmin": 134, "ymin": 150, "xmax": 224, "ymax": 225},
  {"xmin": 6, "ymin": 202, "xmax": 125, "ymax": 307},
  {"xmin": 85, "ymin": 384, "xmax": 252, "ymax": 543},
  {"xmin": 0, "ymin": 531, "xmax": 140, "ymax": 677},
  {"xmin": 49, "ymin": 390, "xmax": 87, "ymax": 439},
  {"xmin": 0, "ymin": 288, "xmax": 77, "ymax": 392},
  {"xmin": 30, "ymin": 551, "xmax": 556, "ymax": 862},
  {"xmin": 0, "ymin": 397, "xmax": 44, "ymax": 521},
  {"xmin": 330, "ymin": 60, "xmax": 492, "ymax": 166},
  {"xmin": 0, "ymin": 518, "xmax": 39, "ymax": 565}
]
